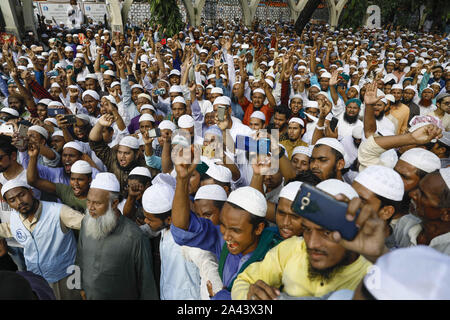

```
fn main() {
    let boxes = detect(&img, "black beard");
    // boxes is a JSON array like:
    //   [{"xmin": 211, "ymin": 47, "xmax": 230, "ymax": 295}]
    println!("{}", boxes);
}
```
[
  {"xmin": 307, "ymin": 251, "xmax": 353, "ymax": 283},
  {"xmin": 343, "ymin": 112, "xmax": 359, "ymax": 124},
  {"xmin": 402, "ymin": 98, "xmax": 412, "ymax": 104},
  {"xmin": 375, "ymin": 110, "xmax": 385, "ymax": 120}
]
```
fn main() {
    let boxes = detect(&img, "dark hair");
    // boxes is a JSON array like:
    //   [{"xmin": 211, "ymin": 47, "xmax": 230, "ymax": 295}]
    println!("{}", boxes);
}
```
[
  {"xmin": 378, "ymin": 195, "xmax": 402, "ymax": 224},
  {"xmin": 436, "ymin": 140, "xmax": 450, "ymax": 158},
  {"xmin": 127, "ymin": 174, "xmax": 151, "ymax": 186},
  {"xmin": 288, "ymin": 170, "xmax": 321, "ymax": 186},
  {"xmin": 0, "ymin": 135, "xmax": 17, "ymax": 155},
  {"xmin": 155, "ymin": 210, "xmax": 171, "ymax": 222},
  {"xmin": 439, "ymin": 185, "xmax": 450, "ymax": 208},
  {"xmin": 200, "ymin": 174, "xmax": 231, "ymax": 190},
  {"xmin": 274, "ymin": 105, "xmax": 291, "ymax": 119},
  {"xmin": 213, "ymin": 200, "xmax": 226, "ymax": 210},
  {"xmin": 227, "ymin": 201, "xmax": 267, "ymax": 231}
]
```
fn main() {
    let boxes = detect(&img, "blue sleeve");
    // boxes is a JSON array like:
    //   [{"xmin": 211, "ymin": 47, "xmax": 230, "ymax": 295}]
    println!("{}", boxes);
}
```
[
  {"xmin": 173, "ymin": 51, "xmax": 182, "ymax": 71},
  {"xmin": 190, "ymin": 99, "xmax": 203, "ymax": 122},
  {"xmin": 310, "ymin": 75, "xmax": 320, "ymax": 87},
  {"xmin": 211, "ymin": 289, "xmax": 231, "ymax": 300},
  {"xmin": 170, "ymin": 212, "xmax": 223, "ymax": 258},
  {"xmin": 34, "ymin": 71, "xmax": 44, "ymax": 87},
  {"xmin": 0, "ymin": 76, "xmax": 9, "ymax": 98},
  {"xmin": 144, "ymin": 154, "xmax": 162, "ymax": 171},
  {"xmin": 419, "ymin": 72, "xmax": 431, "ymax": 97}
]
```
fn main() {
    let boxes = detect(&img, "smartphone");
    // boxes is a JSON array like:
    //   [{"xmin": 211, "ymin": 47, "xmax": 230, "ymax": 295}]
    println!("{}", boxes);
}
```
[
  {"xmin": 329, "ymin": 117, "xmax": 338, "ymax": 132},
  {"xmin": 235, "ymin": 135, "xmax": 271, "ymax": 154},
  {"xmin": 47, "ymin": 108, "xmax": 66, "ymax": 117},
  {"xmin": 217, "ymin": 105, "xmax": 226, "ymax": 122},
  {"xmin": 63, "ymin": 114, "xmax": 77, "ymax": 124},
  {"xmin": 154, "ymin": 88, "xmax": 166, "ymax": 96},
  {"xmin": 148, "ymin": 128, "xmax": 161, "ymax": 138},
  {"xmin": 291, "ymin": 183, "xmax": 360, "ymax": 241},
  {"xmin": 16, "ymin": 124, "xmax": 29, "ymax": 149}
]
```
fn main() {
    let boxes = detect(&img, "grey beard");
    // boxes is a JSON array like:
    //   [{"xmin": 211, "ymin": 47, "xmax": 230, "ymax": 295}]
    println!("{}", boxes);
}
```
[{"xmin": 84, "ymin": 203, "xmax": 119, "ymax": 240}]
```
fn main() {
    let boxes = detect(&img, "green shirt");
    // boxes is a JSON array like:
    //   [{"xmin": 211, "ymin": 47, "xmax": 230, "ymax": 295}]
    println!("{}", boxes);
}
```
[{"xmin": 55, "ymin": 183, "xmax": 87, "ymax": 213}]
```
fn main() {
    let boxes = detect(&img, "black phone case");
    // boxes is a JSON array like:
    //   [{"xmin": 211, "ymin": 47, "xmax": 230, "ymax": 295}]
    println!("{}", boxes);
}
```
[
  {"xmin": 291, "ymin": 184, "xmax": 359, "ymax": 241},
  {"xmin": 330, "ymin": 117, "xmax": 338, "ymax": 132}
]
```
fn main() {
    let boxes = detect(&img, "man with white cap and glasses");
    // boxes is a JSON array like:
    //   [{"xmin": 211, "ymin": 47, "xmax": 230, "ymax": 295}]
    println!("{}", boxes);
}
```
[
  {"xmin": 76, "ymin": 172, "xmax": 158, "ymax": 299},
  {"xmin": 0, "ymin": 179, "xmax": 84, "ymax": 300},
  {"xmin": 89, "ymin": 114, "xmax": 149, "ymax": 196},
  {"xmin": 231, "ymin": 179, "xmax": 371, "ymax": 300},
  {"xmin": 171, "ymin": 156, "xmax": 282, "ymax": 300},
  {"xmin": 142, "ymin": 180, "xmax": 223, "ymax": 300}
]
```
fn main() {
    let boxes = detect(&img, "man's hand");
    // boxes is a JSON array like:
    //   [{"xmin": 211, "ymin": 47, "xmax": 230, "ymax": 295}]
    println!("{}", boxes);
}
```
[
  {"xmin": 247, "ymin": 280, "xmax": 280, "ymax": 300},
  {"xmin": 28, "ymin": 142, "xmax": 40, "ymax": 158},
  {"xmin": 98, "ymin": 114, "xmax": 115, "ymax": 127},
  {"xmin": 364, "ymin": 82, "xmax": 384, "ymax": 106},
  {"xmin": 410, "ymin": 124, "xmax": 443, "ymax": 145},
  {"xmin": 329, "ymin": 70, "xmax": 339, "ymax": 86}
]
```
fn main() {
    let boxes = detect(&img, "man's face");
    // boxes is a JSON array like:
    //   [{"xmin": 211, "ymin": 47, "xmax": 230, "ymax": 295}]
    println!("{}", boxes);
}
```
[
  {"xmin": 345, "ymin": 102, "xmax": 360, "ymax": 118},
  {"xmin": 51, "ymin": 136, "xmax": 65, "ymax": 154},
  {"xmin": 276, "ymin": 198, "xmax": 303, "ymax": 239},
  {"xmin": 347, "ymin": 87, "xmax": 358, "ymax": 99},
  {"xmin": 103, "ymin": 75, "xmax": 113, "ymax": 87},
  {"xmin": 194, "ymin": 199, "xmax": 221, "ymax": 226},
  {"xmin": 409, "ymin": 173, "xmax": 447, "ymax": 221},
  {"xmin": 249, "ymin": 117, "xmax": 264, "ymax": 130},
  {"xmin": 302, "ymin": 218, "xmax": 349, "ymax": 270},
  {"xmin": 437, "ymin": 97, "xmax": 450, "ymax": 113},
  {"xmin": 144, "ymin": 211, "xmax": 169, "ymax": 232},
  {"xmin": 373, "ymin": 100, "xmax": 386, "ymax": 119},
  {"xmin": 85, "ymin": 79, "xmax": 97, "ymax": 91},
  {"xmin": 252, "ymin": 92, "xmax": 265, "ymax": 109},
  {"xmin": 139, "ymin": 121, "xmax": 154, "ymax": 136},
  {"xmin": 319, "ymin": 77, "xmax": 330, "ymax": 91},
  {"xmin": 310, "ymin": 145, "xmax": 339, "ymax": 181},
  {"xmin": 86, "ymin": 188, "xmax": 110, "ymax": 218},
  {"xmin": 391, "ymin": 89, "xmax": 403, "ymax": 103},
  {"xmin": 273, "ymin": 112, "xmax": 287, "ymax": 130},
  {"xmin": 290, "ymin": 98, "xmax": 303, "ymax": 115},
  {"xmin": 291, "ymin": 153, "xmax": 310, "ymax": 175},
  {"xmin": 305, "ymin": 107, "xmax": 319, "ymax": 119},
  {"xmin": 131, "ymin": 88, "xmax": 143, "ymax": 104},
  {"xmin": 0, "ymin": 150, "xmax": 13, "ymax": 173},
  {"xmin": 288, "ymin": 122, "xmax": 303, "ymax": 141},
  {"xmin": 352, "ymin": 181, "xmax": 383, "ymax": 215},
  {"xmin": 403, "ymin": 89, "xmax": 415, "ymax": 103},
  {"xmin": 5, "ymin": 187, "xmax": 35, "ymax": 216},
  {"xmin": 204, "ymin": 112, "xmax": 216, "ymax": 127},
  {"xmin": 433, "ymin": 69, "xmax": 443, "ymax": 80},
  {"xmin": 421, "ymin": 89, "xmax": 433, "ymax": 101},
  {"xmin": 263, "ymin": 171, "xmax": 283, "ymax": 191},
  {"xmin": 70, "ymin": 173, "xmax": 91, "ymax": 197},
  {"xmin": 219, "ymin": 203, "xmax": 263, "ymax": 256},
  {"xmin": 117, "ymin": 146, "xmax": 135, "ymax": 168},
  {"xmin": 73, "ymin": 122, "xmax": 89, "ymax": 140},
  {"xmin": 61, "ymin": 148, "xmax": 82, "ymax": 174},
  {"xmin": 83, "ymin": 96, "xmax": 98, "ymax": 115},
  {"xmin": 172, "ymin": 102, "xmax": 186, "ymax": 120},
  {"xmin": 394, "ymin": 160, "xmax": 421, "ymax": 193}
]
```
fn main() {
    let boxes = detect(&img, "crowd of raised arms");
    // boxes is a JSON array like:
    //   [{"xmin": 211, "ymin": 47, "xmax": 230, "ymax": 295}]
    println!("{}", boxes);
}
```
[{"xmin": 0, "ymin": 7, "xmax": 449, "ymax": 300}]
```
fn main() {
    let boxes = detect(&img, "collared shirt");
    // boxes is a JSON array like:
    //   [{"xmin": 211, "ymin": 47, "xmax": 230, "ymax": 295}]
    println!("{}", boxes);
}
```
[{"xmin": 231, "ymin": 236, "xmax": 372, "ymax": 300}]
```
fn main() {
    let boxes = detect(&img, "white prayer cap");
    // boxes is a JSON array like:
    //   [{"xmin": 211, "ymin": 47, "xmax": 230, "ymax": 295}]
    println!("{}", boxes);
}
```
[
  {"xmin": 169, "ymin": 69, "xmax": 181, "ymax": 77},
  {"xmin": 1, "ymin": 179, "xmax": 31, "ymax": 198},
  {"xmin": 194, "ymin": 185, "xmax": 228, "ymax": 201},
  {"xmin": 172, "ymin": 96, "xmax": 186, "ymax": 105},
  {"xmin": 400, "ymin": 148, "xmax": 441, "ymax": 173},
  {"xmin": 250, "ymin": 111, "xmax": 266, "ymax": 122},
  {"xmin": 38, "ymin": 98, "xmax": 52, "ymax": 106},
  {"xmin": 158, "ymin": 120, "xmax": 176, "ymax": 131},
  {"xmin": 316, "ymin": 179, "xmax": 359, "ymax": 200},
  {"xmin": 206, "ymin": 164, "xmax": 232, "ymax": 183},
  {"xmin": 399, "ymin": 58, "xmax": 408, "ymax": 64},
  {"xmin": 178, "ymin": 115, "xmax": 194, "ymax": 128},
  {"xmin": 90, "ymin": 172, "xmax": 120, "ymax": 193},
  {"xmin": 140, "ymin": 104, "xmax": 156, "ymax": 113},
  {"xmin": 67, "ymin": 85, "xmax": 79, "ymax": 90},
  {"xmin": 169, "ymin": 85, "xmax": 183, "ymax": 93},
  {"xmin": 265, "ymin": 79, "xmax": 274, "ymax": 88},
  {"xmin": 28, "ymin": 125, "xmax": 48, "ymax": 140},
  {"xmin": 211, "ymin": 87, "xmax": 223, "ymax": 95},
  {"xmin": 152, "ymin": 173, "xmax": 177, "ymax": 191},
  {"xmin": 315, "ymin": 138, "xmax": 345, "ymax": 157},
  {"xmin": 119, "ymin": 136, "xmax": 139, "ymax": 150},
  {"xmin": 321, "ymin": 72, "xmax": 332, "ymax": 79},
  {"xmin": 129, "ymin": 166, "xmax": 152, "ymax": 178},
  {"xmin": 205, "ymin": 104, "xmax": 214, "ymax": 114},
  {"xmin": 364, "ymin": 246, "xmax": 450, "ymax": 300},
  {"xmin": 65, "ymin": 46, "xmax": 74, "ymax": 52},
  {"xmin": 63, "ymin": 141, "xmax": 84, "ymax": 153},
  {"xmin": 306, "ymin": 101, "xmax": 319, "ymax": 109},
  {"xmin": 131, "ymin": 84, "xmax": 144, "ymax": 91},
  {"xmin": 82, "ymin": 90, "xmax": 100, "ymax": 101},
  {"xmin": 440, "ymin": 168, "xmax": 450, "ymax": 190},
  {"xmin": 85, "ymin": 73, "xmax": 98, "ymax": 81},
  {"xmin": 70, "ymin": 160, "xmax": 92, "ymax": 174},
  {"xmin": 385, "ymin": 94, "xmax": 396, "ymax": 103},
  {"xmin": 279, "ymin": 181, "xmax": 303, "ymax": 202},
  {"xmin": 110, "ymin": 81, "xmax": 120, "ymax": 88},
  {"xmin": 51, "ymin": 130, "xmax": 64, "ymax": 138},
  {"xmin": 354, "ymin": 165, "xmax": 404, "ymax": 201},
  {"xmin": 140, "ymin": 55, "xmax": 149, "ymax": 65},
  {"xmin": 380, "ymin": 149, "xmax": 398, "ymax": 169},
  {"xmin": 404, "ymin": 85, "xmax": 417, "ymax": 93},
  {"xmin": 142, "ymin": 183, "xmax": 175, "ymax": 214},
  {"xmin": 289, "ymin": 117, "xmax": 305, "ymax": 127},
  {"xmin": 227, "ymin": 186, "xmax": 267, "ymax": 217},
  {"xmin": 139, "ymin": 114, "xmax": 155, "ymax": 123},
  {"xmin": 0, "ymin": 108, "xmax": 19, "ymax": 117},
  {"xmin": 50, "ymin": 82, "xmax": 61, "ymax": 89},
  {"xmin": 292, "ymin": 146, "xmax": 312, "ymax": 158},
  {"xmin": 137, "ymin": 93, "xmax": 152, "ymax": 101},
  {"xmin": 104, "ymin": 70, "xmax": 115, "ymax": 77},
  {"xmin": 391, "ymin": 83, "xmax": 403, "ymax": 90},
  {"xmin": 76, "ymin": 114, "xmax": 91, "ymax": 124},
  {"xmin": 213, "ymin": 96, "xmax": 230, "ymax": 106},
  {"xmin": 352, "ymin": 126, "xmax": 363, "ymax": 139},
  {"xmin": 253, "ymin": 88, "xmax": 265, "ymax": 96}
]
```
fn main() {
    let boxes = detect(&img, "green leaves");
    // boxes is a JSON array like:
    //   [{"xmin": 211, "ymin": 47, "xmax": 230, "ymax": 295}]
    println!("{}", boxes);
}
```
[{"xmin": 148, "ymin": 0, "xmax": 183, "ymax": 37}]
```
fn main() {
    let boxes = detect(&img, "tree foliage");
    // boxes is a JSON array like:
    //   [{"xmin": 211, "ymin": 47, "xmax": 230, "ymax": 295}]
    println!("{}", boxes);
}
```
[
  {"xmin": 148, "ymin": 0, "xmax": 184, "ymax": 37},
  {"xmin": 339, "ymin": 0, "xmax": 368, "ymax": 29}
]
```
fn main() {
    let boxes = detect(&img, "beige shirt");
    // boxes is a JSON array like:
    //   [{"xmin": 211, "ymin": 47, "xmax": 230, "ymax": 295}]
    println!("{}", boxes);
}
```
[
  {"xmin": 0, "ymin": 201, "xmax": 84, "ymax": 239},
  {"xmin": 357, "ymin": 135, "xmax": 387, "ymax": 171}
]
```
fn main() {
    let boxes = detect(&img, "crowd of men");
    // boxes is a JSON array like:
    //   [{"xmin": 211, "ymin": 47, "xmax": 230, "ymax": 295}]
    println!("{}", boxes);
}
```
[{"xmin": 0, "ymin": 0, "xmax": 449, "ymax": 300}]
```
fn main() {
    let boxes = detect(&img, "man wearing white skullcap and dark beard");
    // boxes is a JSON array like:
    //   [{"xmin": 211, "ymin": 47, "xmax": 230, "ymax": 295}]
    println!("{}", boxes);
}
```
[{"xmin": 76, "ymin": 172, "xmax": 158, "ymax": 300}]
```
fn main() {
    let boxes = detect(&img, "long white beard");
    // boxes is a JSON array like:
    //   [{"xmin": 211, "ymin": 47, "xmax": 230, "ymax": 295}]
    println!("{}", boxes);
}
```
[{"xmin": 84, "ymin": 203, "xmax": 119, "ymax": 240}]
